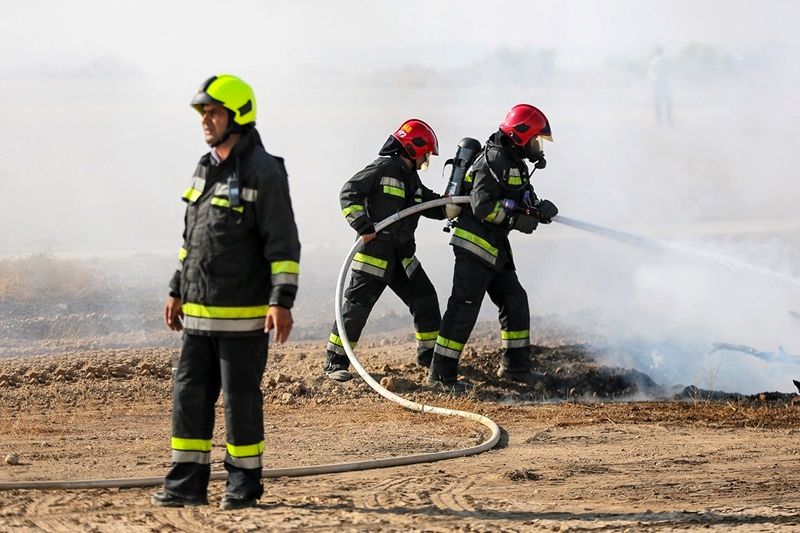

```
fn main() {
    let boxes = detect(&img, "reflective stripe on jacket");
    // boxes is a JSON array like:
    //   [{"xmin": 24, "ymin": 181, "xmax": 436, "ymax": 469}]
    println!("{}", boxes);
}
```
[
  {"xmin": 169, "ymin": 129, "xmax": 301, "ymax": 336},
  {"xmin": 450, "ymin": 134, "xmax": 535, "ymax": 270},
  {"xmin": 339, "ymin": 155, "xmax": 445, "ymax": 281}
]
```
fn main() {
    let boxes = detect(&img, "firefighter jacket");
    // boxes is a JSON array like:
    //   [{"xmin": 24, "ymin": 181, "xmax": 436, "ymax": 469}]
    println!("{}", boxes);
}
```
[
  {"xmin": 340, "ymin": 154, "xmax": 445, "ymax": 281},
  {"xmin": 450, "ymin": 132, "xmax": 537, "ymax": 270},
  {"xmin": 169, "ymin": 128, "xmax": 301, "ymax": 336}
]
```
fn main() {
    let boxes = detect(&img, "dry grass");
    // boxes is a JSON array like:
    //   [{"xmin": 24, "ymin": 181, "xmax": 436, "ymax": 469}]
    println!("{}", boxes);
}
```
[{"xmin": 0, "ymin": 254, "xmax": 96, "ymax": 303}]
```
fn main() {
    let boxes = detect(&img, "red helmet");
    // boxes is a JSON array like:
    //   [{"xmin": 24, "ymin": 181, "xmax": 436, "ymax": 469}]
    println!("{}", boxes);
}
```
[
  {"xmin": 499, "ymin": 104, "xmax": 553, "ymax": 146},
  {"xmin": 391, "ymin": 119, "xmax": 439, "ymax": 160}
]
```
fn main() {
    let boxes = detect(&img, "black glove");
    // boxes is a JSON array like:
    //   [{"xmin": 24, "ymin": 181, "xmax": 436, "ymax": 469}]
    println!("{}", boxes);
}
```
[
  {"xmin": 511, "ymin": 213, "xmax": 538, "ymax": 234},
  {"xmin": 536, "ymin": 199, "xmax": 558, "ymax": 223}
]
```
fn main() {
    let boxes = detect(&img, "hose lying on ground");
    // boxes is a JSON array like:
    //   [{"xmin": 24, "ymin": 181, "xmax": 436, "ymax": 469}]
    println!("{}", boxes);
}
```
[{"xmin": 0, "ymin": 196, "xmax": 501, "ymax": 491}]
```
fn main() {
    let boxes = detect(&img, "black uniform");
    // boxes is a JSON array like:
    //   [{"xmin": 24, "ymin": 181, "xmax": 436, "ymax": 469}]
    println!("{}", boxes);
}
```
[
  {"xmin": 164, "ymin": 128, "xmax": 300, "ymax": 501},
  {"xmin": 431, "ymin": 132, "xmax": 546, "ymax": 382},
  {"xmin": 325, "ymin": 154, "xmax": 445, "ymax": 371}
]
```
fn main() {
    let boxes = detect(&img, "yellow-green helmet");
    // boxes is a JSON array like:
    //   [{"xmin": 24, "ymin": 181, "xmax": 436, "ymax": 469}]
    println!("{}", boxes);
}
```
[{"xmin": 191, "ymin": 74, "xmax": 257, "ymax": 126}]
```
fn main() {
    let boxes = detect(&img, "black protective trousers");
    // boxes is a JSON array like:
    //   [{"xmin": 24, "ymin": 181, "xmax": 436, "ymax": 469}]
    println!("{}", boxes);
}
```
[
  {"xmin": 164, "ymin": 333, "xmax": 268, "ymax": 500},
  {"xmin": 436, "ymin": 249, "xmax": 532, "ymax": 370},
  {"xmin": 326, "ymin": 260, "xmax": 441, "ymax": 366}
]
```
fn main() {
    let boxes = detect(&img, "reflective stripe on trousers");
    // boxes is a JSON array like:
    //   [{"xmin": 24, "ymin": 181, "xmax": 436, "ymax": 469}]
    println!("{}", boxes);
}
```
[
  {"xmin": 434, "ymin": 335, "xmax": 464, "ymax": 360},
  {"xmin": 327, "ymin": 332, "xmax": 357, "ymax": 356},
  {"xmin": 416, "ymin": 330, "xmax": 438, "ymax": 349},
  {"xmin": 225, "ymin": 441, "xmax": 265, "ymax": 470},
  {"xmin": 501, "ymin": 329, "xmax": 530, "ymax": 348}
]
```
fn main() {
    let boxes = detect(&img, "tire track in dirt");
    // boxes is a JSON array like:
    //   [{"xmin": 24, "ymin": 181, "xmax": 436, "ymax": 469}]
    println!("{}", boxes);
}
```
[
  {"xmin": 23, "ymin": 492, "xmax": 84, "ymax": 525},
  {"xmin": 352, "ymin": 473, "xmax": 434, "ymax": 511},
  {"xmin": 11, "ymin": 489, "xmax": 225, "ymax": 533},
  {"xmin": 430, "ymin": 479, "xmax": 477, "ymax": 514},
  {"xmin": 155, "ymin": 508, "xmax": 224, "ymax": 533}
]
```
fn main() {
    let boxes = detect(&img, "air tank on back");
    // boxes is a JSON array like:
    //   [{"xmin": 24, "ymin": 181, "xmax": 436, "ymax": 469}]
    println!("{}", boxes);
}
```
[{"xmin": 442, "ymin": 137, "xmax": 482, "ymax": 221}]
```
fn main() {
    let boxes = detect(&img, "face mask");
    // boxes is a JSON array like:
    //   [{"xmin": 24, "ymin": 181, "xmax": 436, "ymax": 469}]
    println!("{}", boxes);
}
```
[
  {"xmin": 419, "ymin": 152, "xmax": 431, "ymax": 172},
  {"xmin": 523, "ymin": 136, "xmax": 547, "ymax": 169}
]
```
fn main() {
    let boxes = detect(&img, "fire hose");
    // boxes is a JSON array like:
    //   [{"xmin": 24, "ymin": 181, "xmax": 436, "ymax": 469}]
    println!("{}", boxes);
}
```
[{"xmin": 0, "ymin": 196, "xmax": 501, "ymax": 491}]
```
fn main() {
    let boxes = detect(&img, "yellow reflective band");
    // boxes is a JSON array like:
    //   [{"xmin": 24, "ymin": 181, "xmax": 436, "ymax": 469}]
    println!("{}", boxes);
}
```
[
  {"xmin": 178, "ymin": 247, "xmax": 188, "ymax": 261},
  {"xmin": 182, "ymin": 187, "xmax": 202, "ymax": 202},
  {"xmin": 485, "ymin": 201, "xmax": 502, "ymax": 222},
  {"xmin": 501, "ymin": 330, "xmax": 530, "ymax": 340},
  {"xmin": 464, "ymin": 172, "xmax": 473, "ymax": 183},
  {"xmin": 210, "ymin": 197, "xmax": 244, "ymax": 213},
  {"xmin": 328, "ymin": 333, "xmax": 343, "ymax": 346},
  {"xmin": 436, "ymin": 336, "xmax": 464, "ymax": 351},
  {"xmin": 402, "ymin": 257, "xmax": 413, "ymax": 268},
  {"xmin": 172, "ymin": 437, "xmax": 212, "ymax": 452},
  {"xmin": 415, "ymin": 331, "xmax": 438, "ymax": 341},
  {"xmin": 182, "ymin": 303, "xmax": 269, "ymax": 319},
  {"xmin": 508, "ymin": 176, "xmax": 522, "ymax": 186},
  {"xmin": 383, "ymin": 185, "xmax": 405, "ymax": 198},
  {"xmin": 341, "ymin": 204, "xmax": 365, "ymax": 216},
  {"xmin": 453, "ymin": 228, "xmax": 498, "ymax": 256},
  {"xmin": 353, "ymin": 253, "xmax": 388, "ymax": 269},
  {"xmin": 271, "ymin": 260, "xmax": 300, "ymax": 275},
  {"xmin": 226, "ymin": 441, "xmax": 265, "ymax": 458}
]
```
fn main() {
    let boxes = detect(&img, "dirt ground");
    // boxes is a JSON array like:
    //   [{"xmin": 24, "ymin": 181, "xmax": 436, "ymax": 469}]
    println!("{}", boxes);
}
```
[{"xmin": 1, "ymin": 336, "xmax": 799, "ymax": 532}]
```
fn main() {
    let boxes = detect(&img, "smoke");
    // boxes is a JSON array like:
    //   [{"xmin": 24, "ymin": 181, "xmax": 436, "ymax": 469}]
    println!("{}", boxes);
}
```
[{"xmin": 1, "ymin": 1, "xmax": 799, "ymax": 392}]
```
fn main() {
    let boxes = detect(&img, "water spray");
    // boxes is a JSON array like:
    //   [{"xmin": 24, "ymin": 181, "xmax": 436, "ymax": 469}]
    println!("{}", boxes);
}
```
[
  {"xmin": 553, "ymin": 215, "xmax": 800, "ymax": 289},
  {"xmin": 554, "ymin": 215, "xmax": 800, "ymax": 371}
]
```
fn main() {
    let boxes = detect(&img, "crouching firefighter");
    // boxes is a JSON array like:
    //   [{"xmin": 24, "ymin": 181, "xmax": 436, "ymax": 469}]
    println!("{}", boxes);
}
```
[
  {"xmin": 152, "ymin": 74, "xmax": 301, "ymax": 510},
  {"xmin": 324, "ymin": 119, "xmax": 447, "ymax": 381},
  {"xmin": 428, "ymin": 104, "xmax": 559, "ymax": 392}
]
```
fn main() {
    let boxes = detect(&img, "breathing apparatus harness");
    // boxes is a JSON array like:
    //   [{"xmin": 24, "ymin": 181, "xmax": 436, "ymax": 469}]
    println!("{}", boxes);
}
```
[{"xmin": 441, "ymin": 132, "xmax": 546, "ymax": 231}]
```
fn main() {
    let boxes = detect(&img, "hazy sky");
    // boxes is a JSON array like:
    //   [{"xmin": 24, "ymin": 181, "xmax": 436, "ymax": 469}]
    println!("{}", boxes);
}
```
[
  {"xmin": 2, "ymin": 1, "xmax": 799, "ymax": 392},
  {"xmin": 2, "ymin": 1, "xmax": 798, "ymax": 73},
  {"xmin": 2, "ymin": 0, "xmax": 799, "ymax": 252}
]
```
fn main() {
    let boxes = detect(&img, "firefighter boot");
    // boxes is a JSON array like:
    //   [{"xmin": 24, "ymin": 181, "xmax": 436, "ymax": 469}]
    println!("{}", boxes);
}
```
[
  {"xmin": 324, "ymin": 352, "xmax": 352, "ymax": 382},
  {"xmin": 151, "ymin": 490, "xmax": 208, "ymax": 507},
  {"xmin": 220, "ymin": 495, "xmax": 259, "ymax": 510},
  {"xmin": 497, "ymin": 349, "xmax": 544, "ymax": 386},
  {"xmin": 426, "ymin": 354, "xmax": 471, "ymax": 394}
]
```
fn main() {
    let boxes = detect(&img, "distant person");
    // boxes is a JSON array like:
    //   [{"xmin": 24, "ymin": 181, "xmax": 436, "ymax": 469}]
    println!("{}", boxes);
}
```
[
  {"xmin": 648, "ymin": 46, "xmax": 673, "ymax": 125},
  {"xmin": 152, "ymin": 74, "xmax": 301, "ymax": 510},
  {"xmin": 428, "ymin": 104, "xmax": 558, "ymax": 392},
  {"xmin": 323, "ymin": 120, "xmax": 446, "ymax": 381}
]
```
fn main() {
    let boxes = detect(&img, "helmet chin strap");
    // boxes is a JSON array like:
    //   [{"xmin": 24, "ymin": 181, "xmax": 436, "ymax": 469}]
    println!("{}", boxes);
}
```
[
  {"xmin": 208, "ymin": 121, "xmax": 234, "ymax": 148},
  {"xmin": 208, "ymin": 114, "xmax": 252, "ymax": 147}
]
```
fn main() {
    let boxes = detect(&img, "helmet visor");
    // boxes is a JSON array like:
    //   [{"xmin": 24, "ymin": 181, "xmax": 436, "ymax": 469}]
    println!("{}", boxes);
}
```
[
  {"xmin": 419, "ymin": 152, "xmax": 431, "ymax": 172},
  {"xmin": 190, "ymin": 91, "xmax": 224, "ymax": 114},
  {"xmin": 526, "ymin": 136, "xmax": 543, "ymax": 154}
]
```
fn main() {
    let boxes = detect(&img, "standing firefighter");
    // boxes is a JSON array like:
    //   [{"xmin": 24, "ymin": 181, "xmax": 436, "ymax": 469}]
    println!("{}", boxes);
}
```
[
  {"xmin": 324, "ymin": 119, "xmax": 446, "ymax": 381},
  {"xmin": 428, "ymin": 104, "xmax": 558, "ymax": 392},
  {"xmin": 152, "ymin": 74, "xmax": 301, "ymax": 510}
]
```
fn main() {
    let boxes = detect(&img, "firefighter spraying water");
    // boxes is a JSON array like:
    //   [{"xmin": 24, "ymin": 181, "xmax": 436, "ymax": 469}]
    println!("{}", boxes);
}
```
[{"xmin": 429, "ymin": 104, "xmax": 560, "ymax": 392}]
